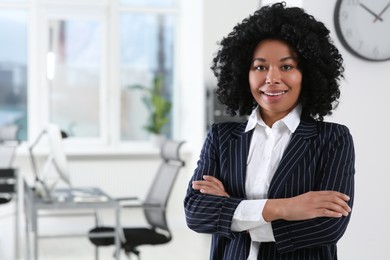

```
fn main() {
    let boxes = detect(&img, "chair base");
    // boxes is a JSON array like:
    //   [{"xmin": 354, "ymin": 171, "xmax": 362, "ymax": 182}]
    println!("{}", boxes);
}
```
[{"xmin": 88, "ymin": 226, "xmax": 171, "ymax": 257}]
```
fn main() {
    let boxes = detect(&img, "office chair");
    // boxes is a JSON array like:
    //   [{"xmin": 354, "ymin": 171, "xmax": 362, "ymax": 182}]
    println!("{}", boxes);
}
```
[
  {"xmin": 88, "ymin": 140, "xmax": 185, "ymax": 260},
  {"xmin": 0, "ymin": 125, "xmax": 19, "ymax": 205}
]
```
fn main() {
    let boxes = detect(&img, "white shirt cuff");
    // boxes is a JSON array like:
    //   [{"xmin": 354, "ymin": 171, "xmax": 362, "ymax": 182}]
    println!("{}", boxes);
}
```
[
  {"xmin": 231, "ymin": 199, "xmax": 268, "ymax": 231},
  {"xmin": 231, "ymin": 199, "xmax": 275, "ymax": 242}
]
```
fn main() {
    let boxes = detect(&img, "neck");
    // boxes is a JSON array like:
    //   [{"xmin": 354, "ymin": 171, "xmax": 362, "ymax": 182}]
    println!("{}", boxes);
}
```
[
  {"xmin": 260, "ymin": 108, "xmax": 294, "ymax": 128},
  {"xmin": 261, "ymin": 114, "xmax": 284, "ymax": 128}
]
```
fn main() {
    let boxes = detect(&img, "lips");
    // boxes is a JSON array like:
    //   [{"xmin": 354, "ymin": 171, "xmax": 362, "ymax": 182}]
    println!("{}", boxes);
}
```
[{"xmin": 261, "ymin": 90, "xmax": 288, "ymax": 96}]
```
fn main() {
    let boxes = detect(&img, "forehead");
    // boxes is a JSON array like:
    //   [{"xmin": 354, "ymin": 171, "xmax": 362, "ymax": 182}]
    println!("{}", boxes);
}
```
[{"xmin": 252, "ymin": 39, "xmax": 297, "ymax": 59}]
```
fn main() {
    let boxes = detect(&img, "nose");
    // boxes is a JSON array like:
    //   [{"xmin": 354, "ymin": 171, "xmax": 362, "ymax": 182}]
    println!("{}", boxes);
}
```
[{"xmin": 265, "ymin": 66, "xmax": 281, "ymax": 84}]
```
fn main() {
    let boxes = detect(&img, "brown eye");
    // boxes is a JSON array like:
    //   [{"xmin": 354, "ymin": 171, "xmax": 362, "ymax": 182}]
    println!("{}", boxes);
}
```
[
  {"xmin": 281, "ymin": 64, "xmax": 293, "ymax": 71},
  {"xmin": 281, "ymin": 64, "xmax": 294, "ymax": 70},
  {"xmin": 255, "ymin": 65, "xmax": 267, "ymax": 71}
]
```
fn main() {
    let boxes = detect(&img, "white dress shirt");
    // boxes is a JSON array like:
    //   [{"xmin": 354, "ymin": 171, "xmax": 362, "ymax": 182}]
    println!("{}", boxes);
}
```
[{"xmin": 231, "ymin": 105, "xmax": 301, "ymax": 259}]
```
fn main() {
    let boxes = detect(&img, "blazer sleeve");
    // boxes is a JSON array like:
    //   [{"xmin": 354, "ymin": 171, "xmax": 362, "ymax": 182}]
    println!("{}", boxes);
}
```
[
  {"xmin": 184, "ymin": 124, "xmax": 244, "ymax": 239},
  {"xmin": 272, "ymin": 124, "xmax": 355, "ymax": 254}
]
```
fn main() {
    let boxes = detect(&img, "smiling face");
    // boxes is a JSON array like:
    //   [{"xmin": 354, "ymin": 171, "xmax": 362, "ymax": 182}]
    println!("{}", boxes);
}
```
[{"xmin": 249, "ymin": 39, "xmax": 302, "ymax": 127}]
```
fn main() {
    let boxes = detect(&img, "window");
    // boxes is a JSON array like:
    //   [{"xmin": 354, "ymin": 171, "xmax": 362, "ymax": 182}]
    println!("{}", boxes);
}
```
[
  {"xmin": 47, "ymin": 18, "xmax": 103, "ymax": 138},
  {"xmin": 0, "ymin": 0, "xmax": 180, "ymax": 147},
  {"xmin": 0, "ymin": 6, "xmax": 28, "ymax": 140},
  {"xmin": 119, "ymin": 12, "xmax": 175, "ymax": 141}
]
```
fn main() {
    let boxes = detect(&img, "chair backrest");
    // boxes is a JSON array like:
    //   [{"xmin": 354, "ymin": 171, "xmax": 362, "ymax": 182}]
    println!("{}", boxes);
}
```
[
  {"xmin": 0, "ymin": 125, "xmax": 19, "ymax": 169},
  {"xmin": 0, "ymin": 125, "xmax": 19, "ymax": 204},
  {"xmin": 143, "ymin": 140, "xmax": 185, "ymax": 232}
]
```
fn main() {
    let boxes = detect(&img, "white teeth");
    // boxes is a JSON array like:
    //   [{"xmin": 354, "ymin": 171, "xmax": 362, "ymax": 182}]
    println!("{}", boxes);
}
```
[{"xmin": 264, "ymin": 91, "xmax": 286, "ymax": 96}]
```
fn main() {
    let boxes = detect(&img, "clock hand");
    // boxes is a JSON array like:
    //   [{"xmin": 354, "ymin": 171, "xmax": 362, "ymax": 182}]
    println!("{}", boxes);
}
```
[
  {"xmin": 374, "ymin": 1, "xmax": 390, "ymax": 22},
  {"xmin": 359, "ymin": 3, "xmax": 383, "ymax": 22}
]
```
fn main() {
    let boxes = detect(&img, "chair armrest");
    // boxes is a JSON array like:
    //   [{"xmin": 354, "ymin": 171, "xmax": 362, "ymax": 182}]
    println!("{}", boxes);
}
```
[
  {"xmin": 141, "ymin": 203, "xmax": 163, "ymax": 209},
  {"xmin": 114, "ymin": 197, "xmax": 163, "ymax": 209},
  {"xmin": 120, "ymin": 201, "xmax": 162, "ymax": 209},
  {"xmin": 116, "ymin": 197, "xmax": 143, "ymax": 208},
  {"xmin": 115, "ymin": 196, "xmax": 138, "ymax": 201}
]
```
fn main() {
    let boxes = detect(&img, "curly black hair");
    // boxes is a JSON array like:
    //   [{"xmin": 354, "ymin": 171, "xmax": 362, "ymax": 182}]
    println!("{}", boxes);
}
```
[{"xmin": 211, "ymin": 2, "xmax": 344, "ymax": 121}]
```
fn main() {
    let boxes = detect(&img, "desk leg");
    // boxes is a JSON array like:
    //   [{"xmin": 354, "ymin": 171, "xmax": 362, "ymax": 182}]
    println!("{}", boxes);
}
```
[
  {"xmin": 33, "ymin": 211, "xmax": 38, "ymax": 260},
  {"xmin": 15, "ymin": 174, "xmax": 19, "ymax": 260},
  {"xmin": 115, "ymin": 206, "xmax": 120, "ymax": 260},
  {"xmin": 24, "ymin": 198, "xmax": 31, "ymax": 260},
  {"xmin": 25, "ymin": 215, "xmax": 30, "ymax": 260},
  {"xmin": 26, "ymin": 204, "xmax": 38, "ymax": 260}
]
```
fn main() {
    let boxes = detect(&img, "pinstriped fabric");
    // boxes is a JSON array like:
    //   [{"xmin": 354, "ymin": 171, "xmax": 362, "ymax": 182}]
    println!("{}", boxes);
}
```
[{"xmin": 184, "ymin": 117, "xmax": 355, "ymax": 260}]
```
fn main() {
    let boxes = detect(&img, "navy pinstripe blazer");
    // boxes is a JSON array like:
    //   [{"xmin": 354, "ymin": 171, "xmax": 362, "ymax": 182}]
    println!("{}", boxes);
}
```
[{"xmin": 184, "ymin": 116, "xmax": 355, "ymax": 260}]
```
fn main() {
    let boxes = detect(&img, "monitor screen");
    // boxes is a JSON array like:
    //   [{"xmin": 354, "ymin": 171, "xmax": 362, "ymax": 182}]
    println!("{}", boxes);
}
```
[{"xmin": 46, "ymin": 124, "xmax": 71, "ymax": 187}]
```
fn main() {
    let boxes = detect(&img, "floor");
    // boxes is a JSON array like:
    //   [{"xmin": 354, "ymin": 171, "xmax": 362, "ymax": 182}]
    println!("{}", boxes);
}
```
[
  {"xmin": 1, "ymin": 202, "xmax": 211, "ymax": 260},
  {"xmin": 37, "ymin": 227, "xmax": 211, "ymax": 260}
]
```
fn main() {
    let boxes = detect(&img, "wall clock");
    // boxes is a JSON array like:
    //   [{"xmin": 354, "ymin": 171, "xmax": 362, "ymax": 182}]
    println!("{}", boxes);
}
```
[{"xmin": 334, "ymin": 0, "xmax": 390, "ymax": 61}]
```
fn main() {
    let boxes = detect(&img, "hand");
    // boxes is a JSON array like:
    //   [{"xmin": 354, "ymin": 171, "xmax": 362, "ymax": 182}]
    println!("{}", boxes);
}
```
[
  {"xmin": 192, "ymin": 175, "xmax": 230, "ymax": 197},
  {"xmin": 263, "ymin": 191, "xmax": 351, "ymax": 222},
  {"xmin": 359, "ymin": 3, "xmax": 383, "ymax": 22},
  {"xmin": 374, "ymin": 1, "xmax": 390, "ymax": 22}
]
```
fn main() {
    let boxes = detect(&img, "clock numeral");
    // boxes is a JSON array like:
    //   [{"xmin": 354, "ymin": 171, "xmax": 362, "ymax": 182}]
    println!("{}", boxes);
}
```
[
  {"xmin": 373, "ymin": 47, "xmax": 379, "ymax": 57},
  {"xmin": 345, "ymin": 29, "xmax": 353, "ymax": 38},
  {"xmin": 358, "ymin": 41, "xmax": 363, "ymax": 50},
  {"xmin": 347, "ymin": 0, "xmax": 360, "ymax": 6},
  {"xmin": 341, "ymin": 11, "xmax": 349, "ymax": 20}
]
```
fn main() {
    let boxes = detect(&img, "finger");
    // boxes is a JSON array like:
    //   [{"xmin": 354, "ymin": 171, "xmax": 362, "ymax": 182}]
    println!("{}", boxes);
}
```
[
  {"xmin": 192, "ymin": 181, "xmax": 229, "ymax": 197},
  {"xmin": 198, "ymin": 184, "xmax": 226, "ymax": 196},
  {"xmin": 193, "ymin": 180, "xmax": 224, "ymax": 193},
  {"xmin": 318, "ymin": 209, "xmax": 344, "ymax": 218},
  {"xmin": 319, "ymin": 191, "xmax": 350, "ymax": 201},
  {"xmin": 332, "ymin": 196, "xmax": 352, "ymax": 213},
  {"xmin": 319, "ymin": 193, "xmax": 352, "ymax": 213},
  {"xmin": 192, "ymin": 180, "xmax": 214, "ymax": 190},
  {"xmin": 318, "ymin": 202, "xmax": 350, "ymax": 216},
  {"xmin": 202, "ymin": 175, "xmax": 225, "ymax": 191},
  {"xmin": 200, "ymin": 188, "xmax": 224, "ymax": 196}
]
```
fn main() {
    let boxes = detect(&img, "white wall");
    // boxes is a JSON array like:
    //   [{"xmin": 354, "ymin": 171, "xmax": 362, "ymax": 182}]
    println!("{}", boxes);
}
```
[
  {"xmin": 303, "ymin": 1, "xmax": 390, "ymax": 259},
  {"xmin": 4, "ymin": 0, "xmax": 390, "ymax": 259},
  {"xmin": 203, "ymin": 0, "xmax": 261, "ymax": 87}
]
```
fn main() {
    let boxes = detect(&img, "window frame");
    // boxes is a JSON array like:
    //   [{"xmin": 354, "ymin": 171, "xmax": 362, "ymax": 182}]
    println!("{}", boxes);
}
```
[
  {"xmin": 2, "ymin": 0, "xmax": 205, "ymax": 156},
  {"xmin": 35, "ymin": 4, "xmax": 109, "ymax": 146}
]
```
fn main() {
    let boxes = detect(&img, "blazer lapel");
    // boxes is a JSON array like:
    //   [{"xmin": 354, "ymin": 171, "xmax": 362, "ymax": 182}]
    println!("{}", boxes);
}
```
[
  {"xmin": 267, "ymin": 118, "xmax": 318, "ymax": 198},
  {"xmin": 228, "ymin": 123, "xmax": 252, "ymax": 198}
]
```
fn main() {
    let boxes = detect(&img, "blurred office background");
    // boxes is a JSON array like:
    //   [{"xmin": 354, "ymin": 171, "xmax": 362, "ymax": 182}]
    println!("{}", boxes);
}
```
[{"xmin": 1, "ymin": 0, "xmax": 389, "ymax": 259}]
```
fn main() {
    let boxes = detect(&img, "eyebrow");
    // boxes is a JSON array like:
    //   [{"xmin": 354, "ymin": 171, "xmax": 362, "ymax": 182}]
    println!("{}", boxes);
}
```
[{"xmin": 252, "ymin": 56, "xmax": 298, "ymax": 63}]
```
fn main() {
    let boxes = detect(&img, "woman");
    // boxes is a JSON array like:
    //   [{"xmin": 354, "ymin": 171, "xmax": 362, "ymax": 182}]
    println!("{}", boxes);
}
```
[{"xmin": 184, "ymin": 2, "xmax": 355, "ymax": 260}]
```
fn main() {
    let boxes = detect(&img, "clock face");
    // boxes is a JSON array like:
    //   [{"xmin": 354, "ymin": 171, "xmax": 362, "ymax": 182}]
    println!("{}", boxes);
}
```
[{"xmin": 334, "ymin": 0, "xmax": 390, "ymax": 61}]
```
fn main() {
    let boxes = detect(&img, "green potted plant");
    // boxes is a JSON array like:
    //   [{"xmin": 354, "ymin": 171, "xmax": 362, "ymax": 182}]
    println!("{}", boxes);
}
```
[{"xmin": 129, "ymin": 75, "xmax": 171, "ymax": 143}]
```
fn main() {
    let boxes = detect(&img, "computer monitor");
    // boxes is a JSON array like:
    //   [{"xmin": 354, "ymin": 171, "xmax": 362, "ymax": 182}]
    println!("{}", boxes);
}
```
[
  {"xmin": 45, "ymin": 124, "xmax": 71, "ymax": 186},
  {"xmin": 29, "ymin": 124, "xmax": 71, "ymax": 201}
]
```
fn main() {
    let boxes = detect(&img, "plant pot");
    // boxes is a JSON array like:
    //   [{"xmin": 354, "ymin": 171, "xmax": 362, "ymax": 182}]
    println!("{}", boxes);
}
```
[{"xmin": 150, "ymin": 133, "xmax": 166, "ymax": 147}]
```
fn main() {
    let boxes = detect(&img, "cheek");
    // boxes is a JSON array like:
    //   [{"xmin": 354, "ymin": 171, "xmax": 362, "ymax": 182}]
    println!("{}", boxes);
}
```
[
  {"xmin": 286, "ymin": 73, "xmax": 302, "ymax": 92},
  {"xmin": 249, "ymin": 71, "xmax": 263, "ymax": 90},
  {"xmin": 249, "ymin": 78, "xmax": 259, "ymax": 98}
]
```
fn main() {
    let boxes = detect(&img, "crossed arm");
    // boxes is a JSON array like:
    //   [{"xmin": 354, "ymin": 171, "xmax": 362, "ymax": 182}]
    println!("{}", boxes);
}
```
[{"xmin": 192, "ymin": 175, "xmax": 351, "ymax": 222}]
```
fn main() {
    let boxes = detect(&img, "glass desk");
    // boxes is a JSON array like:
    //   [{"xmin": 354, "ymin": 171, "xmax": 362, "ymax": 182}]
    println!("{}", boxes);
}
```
[{"xmin": 23, "ymin": 180, "xmax": 121, "ymax": 260}]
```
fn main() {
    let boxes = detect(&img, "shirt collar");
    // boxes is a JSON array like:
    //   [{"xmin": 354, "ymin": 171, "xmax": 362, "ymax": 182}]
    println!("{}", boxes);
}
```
[{"xmin": 245, "ymin": 105, "xmax": 302, "ymax": 133}]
